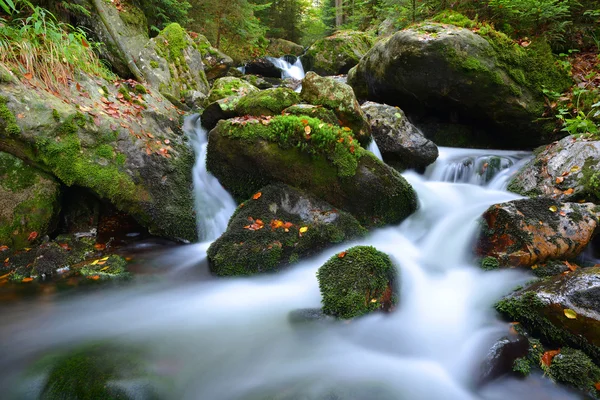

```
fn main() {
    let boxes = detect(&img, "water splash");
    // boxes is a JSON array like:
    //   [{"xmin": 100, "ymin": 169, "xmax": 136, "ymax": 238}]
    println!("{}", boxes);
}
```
[
  {"xmin": 267, "ymin": 56, "xmax": 306, "ymax": 80},
  {"xmin": 367, "ymin": 139, "xmax": 383, "ymax": 161}
]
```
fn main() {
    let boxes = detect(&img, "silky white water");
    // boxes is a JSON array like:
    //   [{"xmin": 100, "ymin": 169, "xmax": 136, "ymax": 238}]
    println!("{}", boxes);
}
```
[
  {"xmin": 0, "ymin": 137, "xmax": 578, "ymax": 399},
  {"xmin": 267, "ymin": 56, "xmax": 306, "ymax": 81}
]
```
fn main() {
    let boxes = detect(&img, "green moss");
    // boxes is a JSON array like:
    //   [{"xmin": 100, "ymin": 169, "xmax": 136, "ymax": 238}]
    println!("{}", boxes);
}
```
[
  {"xmin": 79, "ymin": 255, "xmax": 130, "ymax": 280},
  {"xmin": 0, "ymin": 152, "xmax": 37, "ymax": 192},
  {"xmin": 115, "ymin": 153, "xmax": 126, "ymax": 166},
  {"xmin": 549, "ymin": 347, "xmax": 600, "ymax": 391},
  {"xmin": 481, "ymin": 256, "xmax": 500, "ymax": 271},
  {"xmin": 134, "ymin": 84, "xmax": 147, "ymax": 95},
  {"xmin": 156, "ymin": 23, "xmax": 188, "ymax": 62},
  {"xmin": 0, "ymin": 95, "xmax": 20, "ymax": 136},
  {"xmin": 431, "ymin": 10, "xmax": 477, "ymax": 28},
  {"xmin": 512, "ymin": 357, "xmax": 531, "ymax": 376},
  {"xmin": 208, "ymin": 77, "xmax": 257, "ymax": 103},
  {"xmin": 95, "ymin": 144, "xmax": 114, "ymax": 159},
  {"xmin": 235, "ymin": 88, "xmax": 301, "ymax": 117},
  {"xmin": 118, "ymin": 86, "xmax": 133, "ymax": 102},
  {"xmin": 51, "ymin": 109, "xmax": 61, "ymax": 122},
  {"xmin": 317, "ymin": 245, "xmax": 397, "ymax": 319},
  {"xmin": 150, "ymin": 60, "xmax": 159, "ymax": 68}
]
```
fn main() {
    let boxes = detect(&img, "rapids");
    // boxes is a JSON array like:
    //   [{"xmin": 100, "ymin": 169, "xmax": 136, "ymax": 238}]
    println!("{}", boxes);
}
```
[{"xmin": 0, "ymin": 121, "xmax": 581, "ymax": 399}]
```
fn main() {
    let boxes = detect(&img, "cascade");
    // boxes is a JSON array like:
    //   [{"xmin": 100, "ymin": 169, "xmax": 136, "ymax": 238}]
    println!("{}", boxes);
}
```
[{"xmin": 267, "ymin": 56, "xmax": 306, "ymax": 80}]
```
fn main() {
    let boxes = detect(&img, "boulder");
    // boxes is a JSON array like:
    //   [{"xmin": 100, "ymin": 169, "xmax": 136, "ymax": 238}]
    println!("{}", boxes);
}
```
[
  {"xmin": 317, "ymin": 245, "xmax": 397, "ymax": 319},
  {"xmin": 241, "ymin": 74, "xmax": 275, "ymax": 89},
  {"xmin": 348, "ymin": 22, "xmax": 572, "ymax": 148},
  {"xmin": 301, "ymin": 72, "xmax": 371, "ymax": 146},
  {"xmin": 496, "ymin": 266, "xmax": 600, "ymax": 364},
  {"xmin": 243, "ymin": 58, "xmax": 282, "ymax": 78},
  {"xmin": 267, "ymin": 38, "xmax": 304, "ymax": 57},
  {"xmin": 235, "ymin": 87, "xmax": 301, "ymax": 117},
  {"xmin": 0, "ymin": 152, "xmax": 61, "ymax": 250},
  {"xmin": 361, "ymin": 101, "xmax": 438, "ymax": 170},
  {"xmin": 207, "ymin": 183, "xmax": 366, "ymax": 276},
  {"xmin": 0, "ymin": 75, "xmax": 197, "ymax": 242},
  {"xmin": 191, "ymin": 33, "xmax": 234, "ymax": 80},
  {"xmin": 302, "ymin": 31, "xmax": 375, "ymax": 76},
  {"xmin": 475, "ymin": 198, "xmax": 600, "ymax": 268},
  {"xmin": 508, "ymin": 136, "xmax": 600, "ymax": 203},
  {"xmin": 206, "ymin": 115, "xmax": 417, "ymax": 227},
  {"xmin": 137, "ymin": 23, "xmax": 210, "ymax": 107},
  {"xmin": 283, "ymin": 104, "xmax": 339, "ymax": 125},
  {"xmin": 206, "ymin": 77, "xmax": 259, "ymax": 103}
]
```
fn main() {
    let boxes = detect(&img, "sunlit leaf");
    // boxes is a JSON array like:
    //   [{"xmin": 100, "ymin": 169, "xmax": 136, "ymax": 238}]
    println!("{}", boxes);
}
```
[
  {"xmin": 22, "ymin": 277, "xmax": 33, "ymax": 283},
  {"xmin": 564, "ymin": 308, "xmax": 577, "ymax": 319},
  {"xmin": 549, "ymin": 205, "xmax": 558, "ymax": 212}
]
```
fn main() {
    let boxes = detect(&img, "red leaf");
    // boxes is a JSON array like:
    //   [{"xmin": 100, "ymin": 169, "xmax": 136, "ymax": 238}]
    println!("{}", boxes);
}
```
[
  {"xmin": 337, "ymin": 251, "xmax": 347, "ymax": 258},
  {"xmin": 252, "ymin": 192, "xmax": 262, "ymax": 200},
  {"xmin": 27, "ymin": 232, "xmax": 38, "ymax": 242},
  {"xmin": 541, "ymin": 349, "xmax": 560, "ymax": 367},
  {"xmin": 0, "ymin": 245, "xmax": 8, "ymax": 252}
]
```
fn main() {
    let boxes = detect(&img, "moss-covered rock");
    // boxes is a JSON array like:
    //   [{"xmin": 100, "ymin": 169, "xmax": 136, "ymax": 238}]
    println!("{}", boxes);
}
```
[
  {"xmin": 361, "ymin": 101, "xmax": 438, "ymax": 171},
  {"xmin": 301, "ymin": 72, "xmax": 371, "ymax": 146},
  {"xmin": 207, "ymin": 77, "xmax": 259, "ymax": 104},
  {"xmin": 348, "ymin": 21, "xmax": 572, "ymax": 149},
  {"xmin": 235, "ymin": 87, "xmax": 301, "ymax": 117},
  {"xmin": 0, "ymin": 73, "xmax": 197, "ymax": 242},
  {"xmin": 241, "ymin": 74, "xmax": 275, "ymax": 90},
  {"xmin": 508, "ymin": 136, "xmax": 600, "ymax": 202},
  {"xmin": 302, "ymin": 30, "xmax": 376, "ymax": 76},
  {"xmin": 475, "ymin": 198, "xmax": 600, "ymax": 268},
  {"xmin": 267, "ymin": 38, "xmax": 304, "ymax": 58},
  {"xmin": 206, "ymin": 115, "xmax": 418, "ymax": 227},
  {"xmin": 550, "ymin": 347, "xmax": 600, "ymax": 392},
  {"xmin": 282, "ymin": 104, "xmax": 339, "ymax": 125},
  {"xmin": 0, "ymin": 152, "xmax": 61, "ymax": 250},
  {"xmin": 317, "ymin": 246, "xmax": 397, "ymax": 319},
  {"xmin": 191, "ymin": 32, "xmax": 234, "ymax": 81},
  {"xmin": 496, "ymin": 266, "xmax": 600, "ymax": 364},
  {"xmin": 207, "ymin": 183, "xmax": 366, "ymax": 276}
]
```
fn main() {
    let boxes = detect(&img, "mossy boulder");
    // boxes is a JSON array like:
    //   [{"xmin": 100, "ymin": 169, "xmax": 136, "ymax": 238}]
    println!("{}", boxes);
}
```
[
  {"xmin": 0, "ymin": 74, "xmax": 197, "ymax": 242},
  {"xmin": 192, "ymin": 32, "xmax": 234, "ymax": 80},
  {"xmin": 243, "ymin": 58, "xmax": 282, "ymax": 78},
  {"xmin": 496, "ymin": 266, "xmax": 600, "ymax": 364},
  {"xmin": 508, "ymin": 136, "xmax": 600, "ymax": 203},
  {"xmin": 207, "ymin": 183, "xmax": 366, "ymax": 276},
  {"xmin": 348, "ymin": 21, "xmax": 572, "ymax": 149},
  {"xmin": 475, "ymin": 198, "xmax": 600, "ymax": 268},
  {"xmin": 317, "ymin": 246, "xmax": 397, "ymax": 319},
  {"xmin": 241, "ymin": 74, "xmax": 275, "ymax": 89},
  {"xmin": 235, "ymin": 87, "xmax": 301, "ymax": 117},
  {"xmin": 267, "ymin": 38, "xmax": 304, "ymax": 58},
  {"xmin": 206, "ymin": 115, "xmax": 418, "ymax": 227},
  {"xmin": 282, "ymin": 104, "xmax": 339, "ymax": 125},
  {"xmin": 0, "ymin": 152, "xmax": 61, "ymax": 250},
  {"xmin": 361, "ymin": 101, "xmax": 438, "ymax": 171},
  {"xmin": 301, "ymin": 72, "xmax": 371, "ymax": 146},
  {"xmin": 302, "ymin": 30, "xmax": 376, "ymax": 76},
  {"xmin": 138, "ymin": 23, "xmax": 210, "ymax": 108},
  {"xmin": 207, "ymin": 77, "xmax": 259, "ymax": 104},
  {"xmin": 549, "ymin": 347, "xmax": 600, "ymax": 393}
]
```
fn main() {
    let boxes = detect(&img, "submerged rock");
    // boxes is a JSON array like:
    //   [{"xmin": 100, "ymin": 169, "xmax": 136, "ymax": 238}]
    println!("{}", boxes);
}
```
[
  {"xmin": 206, "ymin": 115, "xmax": 417, "ymax": 227},
  {"xmin": 317, "ymin": 246, "xmax": 397, "ymax": 319},
  {"xmin": 0, "ymin": 152, "xmax": 61, "ymax": 250},
  {"xmin": 496, "ymin": 266, "xmax": 600, "ymax": 364},
  {"xmin": 207, "ymin": 183, "xmax": 366, "ymax": 276},
  {"xmin": 508, "ymin": 136, "xmax": 600, "ymax": 203},
  {"xmin": 479, "ymin": 332, "xmax": 529, "ymax": 385},
  {"xmin": 475, "ymin": 198, "xmax": 600, "ymax": 268},
  {"xmin": 243, "ymin": 58, "xmax": 282, "ymax": 78},
  {"xmin": 348, "ymin": 21, "xmax": 571, "ymax": 148},
  {"xmin": 302, "ymin": 30, "xmax": 375, "ymax": 76},
  {"xmin": 301, "ymin": 72, "xmax": 371, "ymax": 146},
  {"xmin": 361, "ymin": 101, "xmax": 438, "ymax": 171}
]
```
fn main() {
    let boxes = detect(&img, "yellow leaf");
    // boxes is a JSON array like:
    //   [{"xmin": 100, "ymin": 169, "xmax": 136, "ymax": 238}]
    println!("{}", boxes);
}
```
[
  {"xmin": 564, "ymin": 308, "xmax": 577, "ymax": 319},
  {"xmin": 531, "ymin": 264, "xmax": 539, "ymax": 269},
  {"xmin": 100, "ymin": 266, "xmax": 109, "ymax": 271},
  {"xmin": 342, "ymin": 127, "xmax": 351, "ymax": 131},
  {"xmin": 100, "ymin": 256, "xmax": 110, "ymax": 261},
  {"xmin": 91, "ymin": 259, "xmax": 100, "ymax": 265},
  {"xmin": 304, "ymin": 125, "xmax": 311, "ymax": 135},
  {"xmin": 549, "ymin": 205, "xmax": 558, "ymax": 212},
  {"xmin": 299, "ymin": 226, "xmax": 308, "ymax": 233},
  {"xmin": 570, "ymin": 165, "xmax": 580, "ymax": 173}
]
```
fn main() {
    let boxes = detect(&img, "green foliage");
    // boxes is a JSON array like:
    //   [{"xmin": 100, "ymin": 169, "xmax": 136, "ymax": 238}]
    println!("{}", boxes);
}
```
[
  {"xmin": 134, "ymin": 0, "xmax": 191, "ymax": 36},
  {"xmin": 549, "ymin": 347, "xmax": 600, "ymax": 391},
  {"xmin": 481, "ymin": 256, "xmax": 500, "ymax": 270},
  {"xmin": 546, "ymin": 85, "xmax": 600, "ymax": 139}
]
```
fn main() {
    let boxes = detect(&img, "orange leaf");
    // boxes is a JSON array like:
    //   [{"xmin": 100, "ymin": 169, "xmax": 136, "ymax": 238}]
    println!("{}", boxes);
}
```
[
  {"xmin": 58, "ymin": 243, "xmax": 71, "ymax": 251},
  {"xmin": 82, "ymin": 38, "xmax": 90, "ymax": 48},
  {"xmin": 337, "ymin": 137, "xmax": 344, "ymax": 143},
  {"xmin": 304, "ymin": 125, "xmax": 311, "ymax": 135},
  {"xmin": 350, "ymin": 145, "xmax": 355, "ymax": 154},
  {"xmin": 565, "ymin": 261, "xmax": 578, "ymax": 272},
  {"xmin": 270, "ymin": 219, "xmax": 284, "ymax": 230},
  {"xmin": 555, "ymin": 176, "xmax": 564, "ymax": 184},
  {"xmin": 594, "ymin": 382, "xmax": 600, "ymax": 391},
  {"xmin": 0, "ymin": 245, "xmax": 8, "ymax": 252},
  {"xmin": 24, "ymin": 72, "xmax": 33, "ymax": 80},
  {"xmin": 337, "ymin": 251, "xmax": 347, "ymax": 258},
  {"xmin": 17, "ymin": 113, "xmax": 24, "ymax": 119},
  {"xmin": 94, "ymin": 243, "xmax": 106, "ymax": 250},
  {"xmin": 342, "ymin": 127, "xmax": 351, "ymax": 132},
  {"xmin": 252, "ymin": 192, "xmax": 262, "ymax": 200},
  {"xmin": 22, "ymin": 277, "xmax": 34, "ymax": 283},
  {"xmin": 88, "ymin": 275, "xmax": 100, "ymax": 280},
  {"xmin": 282, "ymin": 222, "xmax": 293, "ymax": 229},
  {"xmin": 300, "ymin": 119, "xmax": 309, "ymax": 125},
  {"xmin": 27, "ymin": 231, "xmax": 38, "ymax": 242},
  {"xmin": 563, "ymin": 188, "xmax": 574, "ymax": 195},
  {"xmin": 541, "ymin": 349, "xmax": 560, "ymax": 367}
]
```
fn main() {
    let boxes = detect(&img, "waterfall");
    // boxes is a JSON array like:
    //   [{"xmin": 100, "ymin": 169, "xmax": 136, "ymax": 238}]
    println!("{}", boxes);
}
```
[
  {"xmin": 266, "ymin": 56, "xmax": 306, "ymax": 80},
  {"xmin": 367, "ymin": 139, "xmax": 383, "ymax": 161},
  {"xmin": 184, "ymin": 115, "xmax": 237, "ymax": 241}
]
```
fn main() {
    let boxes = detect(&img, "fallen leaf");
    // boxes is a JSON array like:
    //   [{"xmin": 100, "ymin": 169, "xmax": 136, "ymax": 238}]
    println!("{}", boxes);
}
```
[
  {"xmin": 17, "ymin": 113, "xmax": 24, "ymax": 119},
  {"xmin": 342, "ymin": 127, "xmax": 351, "ymax": 132},
  {"xmin": 563, "ymin": 188, "xmax": 574, "ymax": 195},
  {"xmin": 24, "ymin": 72, "xmax": 33, "ymax": 80},
  {"xmin": 94, "ymin": 243, "xmax": 106, "ymax": 250},
  {"xmin": 88, "ymin": 275, "xmax": 100, "ymax": 280},
  {"xmin": 570, "ymin": 165, "xmax": 580, "ymax": 173},
  {"xmin": 304, "ymin": 125, "xmax": 311, "ymax": 135},
  {"xmin": 565, "ymin": 261, "xmax": 578, "ymax": 271},
  {"xmin": 549, "ymin": 205, "xmax": 558, "ymax": 212},
  {"xmin": 27, "ymin": 231, "xmax": 38, "ymax": 241},
  {"xmin": 252, "ymin": 192, "xmax": 262, "ymax": 200},
  {"xmin": 270, "ymin": 219, "xmax": 284, "ymax": 230},
  {"xmin": 338, "ymin": 251, "xmax": 347, "ymax": 258},
  {"xmin": 0, "ymin": 245, "xmax": 8, "ymax": 252},
  {"xmin": 299, "ymin": 226, "xmax": 308, "ymax": 234},
  {"xmin": 541, "ymin": 349, "xmax": 560, "ymax": 367},
  {"xmin": 58, "ymin": 243, "xmax": 71, "ymax": 251},
  {"xmin": 555, "ymin": 176, "xmax": 564, "ymax": 184},
  {"xmin": 564, "ymin": 308, "xmax": 577, "ymax": 319},
  {"xmin": 100, "ymin": 266, "xmax": 109, "ymax": 271},
  {"xmin": 22, "ymin": 277, "xmax": 34, "ymax": 283},
  {"xmin": 595, "ymin": 382, "xmax": 600, "ymax": 391},
  {"xmin": 559, "ymin": 210, "xmax": 566, "ymax": 216}
]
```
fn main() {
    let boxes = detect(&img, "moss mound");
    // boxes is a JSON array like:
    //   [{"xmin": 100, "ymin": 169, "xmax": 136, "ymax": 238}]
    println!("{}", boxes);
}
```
[
  {"xmin": 317, "ymin": 246, "xmax": 398, "ymax": 319},
  {"xmin": 207, "ymin": 77, "xmax": 259, "ymax": 103},
  {"xmin": 235, "ymin": 87, "xmax": 301, "ymax": 117}
]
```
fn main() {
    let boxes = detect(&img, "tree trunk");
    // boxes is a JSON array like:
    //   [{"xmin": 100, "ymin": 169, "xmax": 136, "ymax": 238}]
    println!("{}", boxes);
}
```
[{"xmin": 335, "ymin": 0, "xmax": 343, "ymax": 27}]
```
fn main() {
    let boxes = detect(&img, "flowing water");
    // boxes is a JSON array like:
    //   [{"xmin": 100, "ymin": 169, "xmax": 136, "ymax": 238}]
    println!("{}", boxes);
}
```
[
  {"xmin": 0, "ymin": 124, "xmax": 580, "ymax": 399},
  {"xmin": 266, "ymin": 56, "xmax": 306, "ymax": 81}
]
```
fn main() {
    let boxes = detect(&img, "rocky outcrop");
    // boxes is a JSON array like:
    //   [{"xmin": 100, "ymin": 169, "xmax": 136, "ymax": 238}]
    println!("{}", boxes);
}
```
[
  {"xmin": 301, "ymin": 72, "xmax": 371, "ymax": 146},
  {"xmin": 192, "ymin": 33, "xmax": 233, "ymax": 81},
  {"xmin": 475, "ymin": 198, "xmax": 600, "ymax": 268},
  {"xmin": 0, "ymin": 152, "xmax": 61, "ymax": 250},
  {"xmin": 207, "ymin": 77, "xmax": 259, "ymax": 104},
  {"xmin": 0, "ymin": 74, "xmax": 197, "ymax": 242},
  {"xmin": 207, "ymin": 183, "xmax": 366, "ymax": 276},
  {"xmin": 508, "ymin": 136, "xmax": 600, "ymax": 203},
  {"xmin": 206, "ymin": 115, "xmax": 418, "ymax": 227},
  {"xmin": 317, "ymin": 246, "xmax": 397, "ymax": 319},
  {"xmin": 267, "ymin": 38, "xmax": 304, "ymax": 57},
  {"xmin": 243, "ymin": 58, "xmax": 282, "ymax": 78},
  {"xmin": 283, "ymin": 104, "xmax": 339, "ymax": 125},
  {"xmin": 496, "ymin": 266, "xmax": 600, "ymax": 364},
  {"xmin": 235, "ymin": 87, "xmax": 301, "ymax": 117},
  {"xmin": 302, "ymin": 31, "xmax": 375, "ymax": 76},
  {"xmin": 361, "ymin": 101, "xmax": 438, "ymax": 171},
  {"xmin": 348, "ymin": 22, "xmax": 572, "ymax": 149}
]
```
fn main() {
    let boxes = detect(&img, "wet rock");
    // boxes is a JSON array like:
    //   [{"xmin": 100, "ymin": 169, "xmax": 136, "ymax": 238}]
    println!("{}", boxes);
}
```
[
  {"xmin": 302, "ymin": 30, "xmax": 375, "ymax": 76},
  {"xmin": 192, "ymin": 33, "xmax": 233, "ymax": 81},
  {"xmin": 288, "ymin": 308, "xmax": 335, "ymax": 326},
  {"xmin": 243, "ymin": 58, "xmax": 282, "ymax": 78},
  {"xmin": 267, "ymin": 38, "xmax": 304, "ymax": 58},
  {"xmin": 475, "ymin": 198, "xmax": 600, "ymax": 268},
  {"xmin": 317, "ymin": 246, "xmax": 397, "ymax": 319},
  {"xmin": 207, "ymin": 183, "xmax": 366, "ymax": 276},
  {"xmin": 479, "ymin": 332, "xmax": 529, "ymax": 385},
  {"xmin": 508, "ymin": 136, "xmax": 600, "ymax": 203},
  {"xmin": 282, "ymin": 104, "xmax": 339, "ymax": 125},
  {"xmin": 301, "ymin": 72, "xmax": 371, "ymax": 146},
  {"xmin": 0, "ymin": 152, "xmax": 61, "ymax": 250},
  {"xmin": 59, "ymin": 187, "xmax": 101, "ymax": 235},
  {"xmin": 200, "ymin": 97, "xmax": 239, "ymax": 131},
  {"xmin": 206, "ymin": 115, "xmax": 417, "ymax": 227},
  {"xmin": 0, "ymin": 74, "xmax": 197, "ymax": 242},
  {"xmin": 241, "ymin": 74, "xmax": 274, "ymax": 89},
  {"xmin": 235, "ymin": 87, "xmax": 301, "ymax": 117},
  {"xmin": 348, "ymin": 21, "xmax": 571, "ymax": 149},
  {"xmin": 183, "ymin": 90, "xmax": 208, "ymax": 111},
  {"xmin": 361, "ymin": 101, "xmax": 438, "ymax": 171},
  {"xmin": 496, "ymin": 266, "xmax": 600, "ymax": 364},
  {"xmin": 206, "ymin": 76, "xmax": 259, "ymax": 104}
]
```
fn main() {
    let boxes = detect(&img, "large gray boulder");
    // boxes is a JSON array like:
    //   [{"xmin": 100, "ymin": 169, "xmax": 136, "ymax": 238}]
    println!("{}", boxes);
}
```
[
  {"xmin": 361, "ymin": 101, "xmax": 438, "ymax": 170},
  {"xmin": 348, "ymin": 22, "xmax": 571, "ymax": 149},
  {"xmin": 302, "ymin": 31, "xmax": 375, "ymax": 76}
]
